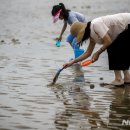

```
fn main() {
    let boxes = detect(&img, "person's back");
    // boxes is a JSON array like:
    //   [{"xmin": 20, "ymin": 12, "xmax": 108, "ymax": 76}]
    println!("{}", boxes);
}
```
[
  {"xmin": 67, "ymin": 11, "xmax": 87, "ymax": 25},
  {"xmin": 91, "ymin": 13, "xmax": 130, "ymax": 41}
]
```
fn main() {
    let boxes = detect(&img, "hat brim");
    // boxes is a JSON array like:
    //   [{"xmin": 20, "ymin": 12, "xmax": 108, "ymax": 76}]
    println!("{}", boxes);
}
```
[
  {"xmin": 53, "ymin": 9, "xmax": 62, "ymax": 23},
  {"xmin": 53, "ymin": 16, "xmax": 59, "ymax": 23},
  {"xmin": 76, "ymin": 25, "xmax": 87, "ymax": 44}
]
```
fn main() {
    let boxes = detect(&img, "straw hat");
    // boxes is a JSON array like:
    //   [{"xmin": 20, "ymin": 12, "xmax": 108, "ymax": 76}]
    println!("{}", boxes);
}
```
[{"xmin": 70, "ymin": 22, "xmax": 87, "ymax": 43}]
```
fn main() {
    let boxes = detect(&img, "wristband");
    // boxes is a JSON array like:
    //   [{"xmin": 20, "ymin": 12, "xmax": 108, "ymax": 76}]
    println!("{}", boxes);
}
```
[
  {"xmin": 98, "ymin": 47, "xmax": 105, "ymax": 54},
  {"xmin": 100, "ymin": 47, "xmax": 105, "ymax": 52}
]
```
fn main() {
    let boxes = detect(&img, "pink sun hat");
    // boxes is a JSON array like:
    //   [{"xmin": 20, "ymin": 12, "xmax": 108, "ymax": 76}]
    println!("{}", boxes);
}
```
[{"xmin": 53, "ymin": 9, "xmax": 62, "ymax": 23}]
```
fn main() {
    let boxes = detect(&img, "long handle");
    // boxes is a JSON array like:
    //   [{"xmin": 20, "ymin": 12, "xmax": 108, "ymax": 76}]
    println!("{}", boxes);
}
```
[
  {"xmin": 59, "ymin": 66, "xmax": 65, "ymax": 72},
  {"xmin": 51, "ymin": 66, "xmax": 65, "ymax": 85}
]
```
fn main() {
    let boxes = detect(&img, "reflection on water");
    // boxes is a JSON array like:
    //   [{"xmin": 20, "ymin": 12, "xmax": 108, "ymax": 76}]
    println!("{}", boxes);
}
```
[
  {"xmin": 72, "ymin": 63, "xmax": 85, "ymax": 83},
  {"xmin": 50, "ymin": 64, "xmax": 130, "ymax": 130},
  {"xmin": 0, "ymin": 45, "xmax": 130, "ymax": 130},
  {"xmin": 108, "ymin": 85, "xmax": 130, "ymax": 130}
]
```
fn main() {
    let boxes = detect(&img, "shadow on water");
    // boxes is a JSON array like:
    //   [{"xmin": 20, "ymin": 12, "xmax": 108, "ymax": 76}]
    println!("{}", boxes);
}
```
[{"xmin": 49, "ymin": 64, "xmax": 130, "ymax": 130}]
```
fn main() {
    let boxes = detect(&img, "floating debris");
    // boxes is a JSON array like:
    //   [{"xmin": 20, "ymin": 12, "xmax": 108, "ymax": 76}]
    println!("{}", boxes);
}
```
[
  {"xmin": 1, "ymin": 40, "xmax": 4, "ymax": 43},
  {"xmin": 100, "ymin": 77, "xmax": 104, "ymax": 80},
  {"xmin": 11, "ymin": 38, "xmax": 20, "ymax": 44},
  {"xmin": 90, "ymin": 84, "xmax": 95, "ymax": 89}
]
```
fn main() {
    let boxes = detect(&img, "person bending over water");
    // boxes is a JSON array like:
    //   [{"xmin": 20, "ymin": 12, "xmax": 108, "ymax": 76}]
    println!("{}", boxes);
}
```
[
  {"xmin": 63, "ymin": 13, "xmax": 130, "ymax": 86},
  {"xmin": 51, "ymin": 3, "xmax": 88, "ymax": 57}
]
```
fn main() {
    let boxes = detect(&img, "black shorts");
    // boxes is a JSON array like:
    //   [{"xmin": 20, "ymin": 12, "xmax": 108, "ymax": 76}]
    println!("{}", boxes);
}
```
[{"xmin": 107, "ymin": 24, "xmax": 130, "ymax": 70}]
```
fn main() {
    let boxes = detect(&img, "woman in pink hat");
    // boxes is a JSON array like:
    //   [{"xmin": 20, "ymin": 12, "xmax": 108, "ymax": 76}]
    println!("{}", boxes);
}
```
[
  {"xmin": 51, "ymin": 3, "xmax": 88, "ymax": 57},
  {"xmin": 63, "ymin": 13, "xmax": 130, "ymax": 86}
]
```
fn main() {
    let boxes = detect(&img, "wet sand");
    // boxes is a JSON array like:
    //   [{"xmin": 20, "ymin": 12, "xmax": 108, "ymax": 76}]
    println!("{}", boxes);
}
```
[{"xmin": 0, "ymin": 0, "xmax": 130, "ymax": 130}]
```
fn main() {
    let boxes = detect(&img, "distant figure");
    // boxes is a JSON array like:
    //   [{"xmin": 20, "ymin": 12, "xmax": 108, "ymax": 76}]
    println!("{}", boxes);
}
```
[
  {"xmin": 63, "ymin": 13, "xmax": 130, "ymax": 86},
  {"xmin": 51, "ymin": 3, "xmax": 88, "ymax": 58}
]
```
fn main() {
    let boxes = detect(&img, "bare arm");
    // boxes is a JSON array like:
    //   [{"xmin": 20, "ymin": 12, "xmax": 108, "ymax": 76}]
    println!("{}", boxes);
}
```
[
  {"xmin": 63, "ymin": 39, "xmax": 96, "ymax": 68},
  {"xmin": 92, "ymin": 33, "xmax": 112, "ymax": 62},
  {"xmin": 97, "ymin": 33, "xmax": 112, "ymax": 54},
  {"xmin": 73, "ymin": 39, "xmax": 96, "ymax": 63},
  {"xmin": 59, "ymin": 21, "xmax": 67, "ymax": 40}
]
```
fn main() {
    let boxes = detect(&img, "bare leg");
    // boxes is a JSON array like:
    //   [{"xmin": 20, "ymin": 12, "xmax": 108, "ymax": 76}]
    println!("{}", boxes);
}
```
[
  {"xmin": 123, "ymin": 70, "xmax": 130, "ymax": 83},
  {"xmin": 111, "ymin": 70, "xmax": 124, "ymax": 86}
]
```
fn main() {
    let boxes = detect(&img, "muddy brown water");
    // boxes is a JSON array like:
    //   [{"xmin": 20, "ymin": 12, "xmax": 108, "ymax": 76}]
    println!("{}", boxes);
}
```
[{"xmin": 0, "ymin": 0, "xmax": 130, "ymax": 130}]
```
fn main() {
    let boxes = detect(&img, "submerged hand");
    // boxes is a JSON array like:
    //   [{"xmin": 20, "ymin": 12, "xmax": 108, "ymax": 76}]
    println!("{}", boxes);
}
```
[{"xmin": 92, "ymin": 52, "xmax": 100, "ymax": 62}]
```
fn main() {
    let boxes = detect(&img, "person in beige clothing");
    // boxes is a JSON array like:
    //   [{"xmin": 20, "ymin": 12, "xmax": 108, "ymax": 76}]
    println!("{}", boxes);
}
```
[{"xmin": 63, "ymin": 13, "xmax": 130, "ymax": 86}]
